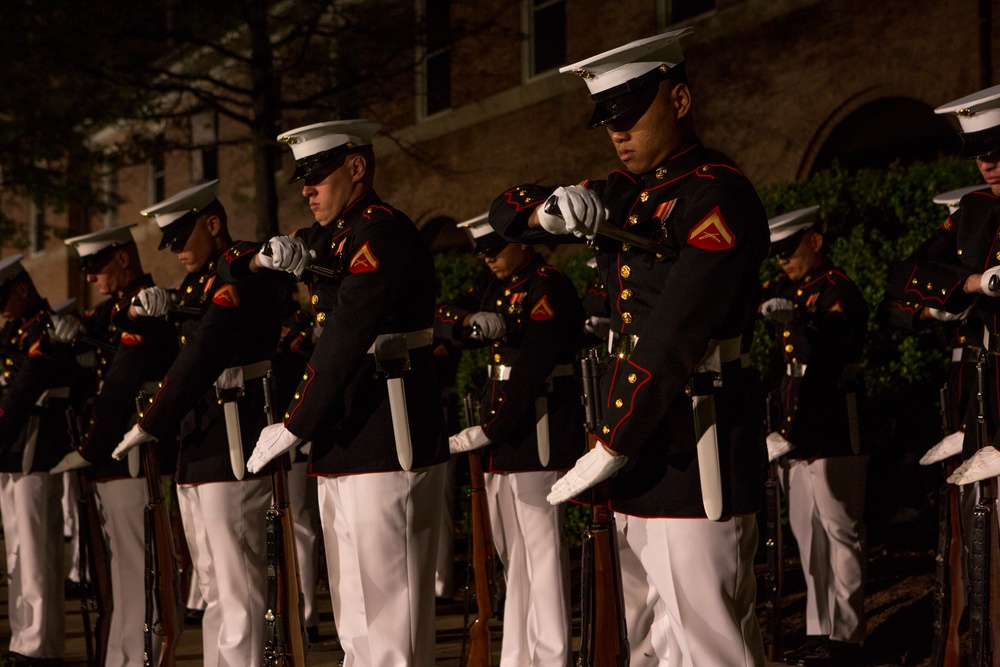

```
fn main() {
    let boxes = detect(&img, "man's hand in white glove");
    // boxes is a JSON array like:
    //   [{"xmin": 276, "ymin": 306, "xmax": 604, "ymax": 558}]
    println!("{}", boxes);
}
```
[
  {"xmin": 919, "ymin": 430, "xmax": 964, "ymax": 465},
  {"xmin": 247, "ymin": 422, "xmax": 303, "ymax": 474},
  {"xmin": 947, "ymin": 446, "xmax": 1000, "ymax": 485},
  {"xmin": 449, "ymin": 425, "xmax": 492, "ymax": 454},
  {"xmin": 537, "ymin": 185, "xmax": 606, "ymax": 239},
  {"xmin": 50, "ymin": 450, "xmax": 91, "ymax": 474},
  {"xmin": 925, "ymin": 306, "xmax": 972, "ymax": 322},
  {"xmin": 760, "ymin": 298, "xmax": 795, "ymax": 323},
  {"xmin": 259, "ymin": 236, "xmax": 313, "ymax": 278},
  {"xmin": 468, "ymin": 312, "xmax": 506, "ymax": 340},
  {"xmin": 766, "ymin": 431, "xmax": 794, "ymax": 462},
  {"xmin": 133, "ymin": 287, "xmax": 172, "ymax": 318},
  {"xmin": 112, "ymin": 423, "xmax": 157, "ymax": 460},
  {"xmin": 981, "ymin": 267, "xmax": 1000, "ymax": 296},
  {"xmin": 547, "ymin": 444, "xmax": 627, "ymax": 505},
  {"xmin": 48, "ymin": 315, "xmax": 82, "ymax": 343}
]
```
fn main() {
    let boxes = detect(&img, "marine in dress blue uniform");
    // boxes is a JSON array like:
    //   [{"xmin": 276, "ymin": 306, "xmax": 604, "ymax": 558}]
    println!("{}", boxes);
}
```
[
  {"xmin": 56, "ymin": 225, "xmax": 180, "ymax": 666},
  {"xmin": 441, "ymin": 214, "xmax": 583, "ymax": 665},
  {"xmin": 490, "ymin": 29, "xmax": 768, "ymax": 667},
  {"xmin": 0, "ymin": 257, "xmax": 78, "ymax": 664},
  {"xmin": 760, "ymin": 207, "xmax": 869, "ymax": 666},
  {"xmin": 112, "ymin": 181, "xmax": 282, "ymax": 666},
  {"xmin": 231, "ymin": 120, "xmax": 449, "ymax": 667}
]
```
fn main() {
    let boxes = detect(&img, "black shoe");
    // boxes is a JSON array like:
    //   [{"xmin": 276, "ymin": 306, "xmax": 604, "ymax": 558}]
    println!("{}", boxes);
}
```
[
  {"xmin": 184, "ymin": 607, "xmax": 204, "ymax": 626},
  {"xmin": 63, "ymin": 579, "xmax": 86, "ymax": 600},
  {"xmin": 798, "ymin": 640, "xmax": 864, "ymax": 666},
  {"xmin": 785, "ymin": 636, "xmax": 828, "ymax": 663},
  {"xmin": 306, "ymin": 625, "xmax": 320, "ymax": 645}
]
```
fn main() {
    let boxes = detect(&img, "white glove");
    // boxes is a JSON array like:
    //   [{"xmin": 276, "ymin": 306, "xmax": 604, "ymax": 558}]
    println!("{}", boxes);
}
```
[
  {"xmin": 468, "ymin": 312, "xmax": 506, "ymax": 340},
  {"xmin": 547, "ymin": 445, "xmax": 627, "ymax": 505},
  {"xmin": 919, "ymin": 430, "xmax": 965, "ymax": 465},
  {"xmin": 50, "ymin": 450, "xmax": 91, "ymax": 474},
  {"xmin": 48, "ymin": 315, "xmax": 82, "ymax": 343},
  {"xmin": 112, "ymin": 423, "xmax": 157, "ymax": 460},
  {"xmin": 449, "ymin": 425, "xmax": 492, "ymax": 454},
  {"xmin": 761, "ymin": 298, "xmax": 795, "ymax": 322},
  {"xmin": 259, "ymin": 236, "xmax": 313, "ymax": 278},
  {"xmin": 947, "ymin": 446, "xmax": 1000, "ymax": 485},
  {"xmin": 926, "ymin": 306, "xmax": 972, "ymax": 322},
  {"xmin": 542, "ymin": 185, "xmax": 605, "ymax": 239},
  {"xmin": 981, "ymin": 266, "xmax": 1000, "ymax": 296},
  {"xmin": 766, "ymin": 431, "xmax": 794, "ymax": 462},
  {"xmin": 246, "ymin": 422, "xmax": 303, "ymax": 474},
  {"xmin": 133, "ymin": 287, "xmax": 172, "ymax": 317},
  {"xmin": 585, "ymin": 316, "xmax": 611, "ymax": 340}
]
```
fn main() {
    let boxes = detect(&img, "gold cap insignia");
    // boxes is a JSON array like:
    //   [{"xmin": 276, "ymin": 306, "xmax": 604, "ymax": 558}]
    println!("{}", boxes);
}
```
[{"xmin": 572, "ymin": 68, "xmax": 594, "ymax": 79}]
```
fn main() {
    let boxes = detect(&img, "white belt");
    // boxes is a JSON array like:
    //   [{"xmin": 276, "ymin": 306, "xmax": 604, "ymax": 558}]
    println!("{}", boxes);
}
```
[
  {"xmin": 216, "ymin": 360, "xmax": 272, "ymax": 391},
  {"xmin": 366, "ymin": 328, "xmax": 433, "ymax": 354},
  {"xmin": 487, "ymin": 363, "xmax": 573, "ymax": 382},
  {"xmin": 786, "ymin": 363, "xmax": 808, "ymax": 378}
]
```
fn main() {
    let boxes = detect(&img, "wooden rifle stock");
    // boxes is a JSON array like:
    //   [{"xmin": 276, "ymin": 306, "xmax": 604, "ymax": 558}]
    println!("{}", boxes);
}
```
[
  {"xmin": 969, "ymin": 357, "xmax": 1000, "ymax": 667},
  {"xmin": 67, "ymin": 410, "xmax": 113, "ymax": 667},
  {"xmin": 261, "ymin": 371, "xmax": 308, "ymax": 667},
  {"xmin": 462, "ymin": 393, "xmax": 501, "ymax": 667},
  {"xmin": 134, "ymin": 389, "xmax": 183, "ymax": 667},
  {"xmin": 577, "ymin": 349, "xmax": 628, "ymax": 667},
  {"xmin": 930, "ymin": 383, "xmax": 963, "ymax": 667},
  {"xmin": 762, "ymin": 393, "xmax": 784, "ymax": 662}
]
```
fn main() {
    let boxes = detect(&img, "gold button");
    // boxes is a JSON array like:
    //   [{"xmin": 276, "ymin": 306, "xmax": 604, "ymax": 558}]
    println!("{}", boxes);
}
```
[
  {"xmin": 496, "ymin": 299, "xmax": 503, "ymax": 306},
  {"xmin": 628, "ymin": 373, "xmax": 637, "ymax": 383},
  {"xmin": 366, "ymin": 208, "xmax": 372, "ymax": 214},
  {"xmin": 186, "ymin": 286, "xmax": 193, "ymax": 293},
  {"xmin": 504, "ymin": 289, "xmax": 511, "ymax": 296},
  {"xmin": 621, "ymin": 289, "xmax": 632, "ymax": 300},
  {"xmin": 285, "ymin": 412, "xmax": 290, "ymax": 419},
  {"xmin": 941, "ymin": 288, "xmax": 946, "ymax": 295},
  {"xmin": 620, "ymin": 265, "xmax": 631, "ymax": 278},
  {"xmin": 180, "ymin": 335, "xmax": 186, "ymax": 345},
  {"xmin": 787, "ymin": 416, "xmax": 792, "ymax": 422},
  {"xmin": 336, "ymin": 219, "xmax": 345, "ymax": 229},
  {"xmin": 796, "ymin": 289, "xmax": 803, "ymax": 296},
  {"xmin": 640, "ymin": 192, "xmax": 649, "ymax": 202},
  {"xmin": 311, "ymin": 295, "xmax": 319, "ymax": 305},
  {"xmin": 911, "ymin": 279, "xmax": 918, "ymax": 284},
  {"xmin": 615, "ymin": 399, "xmax": 623, "ymax": 408},
  {"xmin": 628, "ymin": 215, "xmax": 638, "ymax": 226},
  {"xmin": 783, "ymin": 330, "xmax": 790, "ymax": 338},
  {"xmin": 957, "ymin": 249, "xmax": 963, "ymax": 255},
  {"xmin": 303, "ymin": 374, "xmax": 309, "ymax": 380},
  {"xmin": 622, "ymin": 312, "xmax": 632, "ymax": 324},
  {"xmin": 494, "ymin": 354, "xmax": 501, "ymax": 363},
  {"xmin": 602, "ymin": 426, "xmax": 610, "ymax": 434},
  {"xmin": 926, "ymin": 283, "xmax": 933, "ymax": 290},
  {"xmin": 785, "ymin": 344, "xmax": 793, "ymax": 353},
  {"xmin": 294, "ymin": 393, "xmax": 300, "ymax": 400},
  {"xmin": 316, "ymin": 312, "xmax": 326, "ymax": 323}
]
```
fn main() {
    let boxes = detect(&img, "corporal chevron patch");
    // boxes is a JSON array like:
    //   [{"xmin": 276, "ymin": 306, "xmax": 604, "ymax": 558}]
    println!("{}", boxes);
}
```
[{"xmin": 687, "ymin": 207, "xmax": 735, "ymax": 250}]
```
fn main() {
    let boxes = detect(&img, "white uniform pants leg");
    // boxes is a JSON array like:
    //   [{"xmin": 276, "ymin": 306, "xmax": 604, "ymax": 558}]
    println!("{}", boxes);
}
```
[
  {"xmin": 485, "ymin": 470, "xmax": 571, "ymax": 667},
  {"xmin": 787, "ymin": 456, "xmax": 867, "ymax": 643},
  {"xmin": 625, "ymin": 514, "xmax": 764, "ymax": 667},
  {"xmin": 317, "ymin": 463, "xmax": 446, "ymax": 667},
  {"xmin": 0, "ymin": 471, "xmax": 65, "ymax": 659},
  {"xmin": 63, "ymin": 471, "xmax": 82, "ymax": 584},
  {"xmin": 95, "ymin": 477, "xmax": 157, "ymax": 667},
  {"xmin": 178, "ymin": 479, "xmax": 270, "ymax": 667},
  {"xmin": 435, "ymin": 457, "xmax": 456, "ymax": 599},
  {"xmin": 617, "ymin": 513, "xmax": 675, "ymax": 666},
  {"xmin": 288, "ymin": 459, "xmax": 320, "ymax": 629},
  {"xmin": 179, "ymin": 485, "xmax": 219, "ymax": 666}
]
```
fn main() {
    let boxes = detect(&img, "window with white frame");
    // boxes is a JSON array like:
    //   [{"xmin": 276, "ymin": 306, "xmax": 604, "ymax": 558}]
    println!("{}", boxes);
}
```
[
  {"xmin": 417, "ymin": 0, "xmax": 452, "ymax": 119},
  {"xmin": 523, "ymin": 0, "xmax": 565, "ymax": 80},
  {"xmin": 190, "ymin": 110, "xmax": 218, "ymax": 183}
]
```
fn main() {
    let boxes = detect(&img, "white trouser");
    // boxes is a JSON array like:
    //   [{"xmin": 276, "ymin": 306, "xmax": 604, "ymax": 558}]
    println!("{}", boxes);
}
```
[
  {"xmin": 484, "ymin": 470, "xmax": 571, "ymax": 667},
  {"xmin": 784, "ymin": 455, "xmax": 867, "ymax": 643},
  {"xmin": 435, "ymin": 457, "xmax": 456, "ymax": 598},
  {"xmin": 287, "ymin": 459, "xmax": 320, "ymax": 628},
  {"xmin": 317, "ymin": 463, "xmax": 447, "ymax": 667},
  {"xmin": 620, "ymin": 513, "xmax": 764, "ymax": 667},
  {"xmin": 63, "ymin": 471, "xmax": 81, "ymax": 583},
  {"xmin": 178, "ymin": 479, "xmax": 270, "ymax": 667},
  {"xmin": 617, "ymin": 514, "xmax": 675, "ymax": 666},
  {"xmin": 0, "ymin": 471, "xmax": 65, "ymax": 658},
  {"xmin": 95, "ymin": 477, "xmax": 160, "ymax": 667}
]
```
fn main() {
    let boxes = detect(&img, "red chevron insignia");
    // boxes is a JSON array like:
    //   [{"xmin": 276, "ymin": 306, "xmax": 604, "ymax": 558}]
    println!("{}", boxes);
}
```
[{"xmin": 212, "ymin": 284, "xmax": 240, "ymax": 307}]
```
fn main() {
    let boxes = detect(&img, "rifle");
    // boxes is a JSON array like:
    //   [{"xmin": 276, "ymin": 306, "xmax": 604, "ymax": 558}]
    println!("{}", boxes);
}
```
[
  {"xmin": 577, "ymin": 348, "xmax": 628, "ymax": 667},
  {"xmin": 66, "ymin": 409, "xmax": 113, "ymax": 667},
  {"xmin": 462, "ymin": 393, "xmax": 502, "ymax": 667},
  {"xmin": 261, "ymin": 370, "xmax": 308, "ymax": 667},
  {"xmin": 969, "ymin": 356, "xmax": 1000, "ymax": 667},
  {"xmin": 136, "ymin": 391, "xmax": 183, "ymax": 667},
  {"xmin": 930, "ymin": 382, "xmax": 964, "ymax": 667},
  {"xmin": 762, "ymin": 393, "xmax": 784, "ymax": 661}
]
